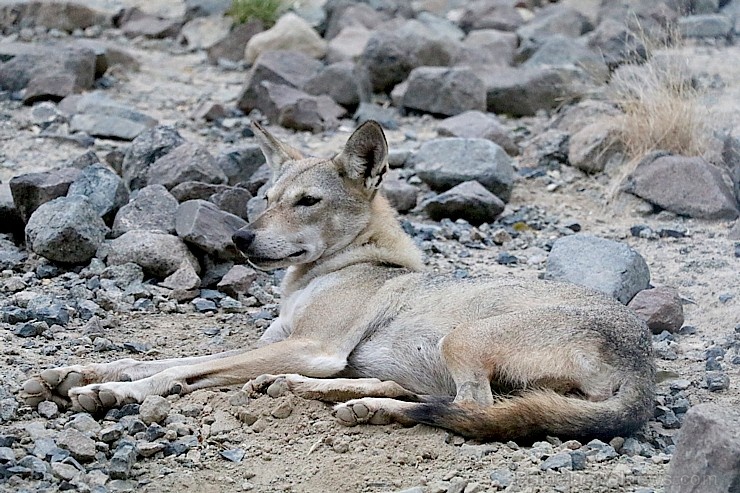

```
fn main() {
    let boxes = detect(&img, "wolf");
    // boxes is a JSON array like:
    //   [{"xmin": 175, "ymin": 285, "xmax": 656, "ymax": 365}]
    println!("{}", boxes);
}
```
[{"xmin": 21, "ymin": 121, "xmax": 655, "ymax": 441}]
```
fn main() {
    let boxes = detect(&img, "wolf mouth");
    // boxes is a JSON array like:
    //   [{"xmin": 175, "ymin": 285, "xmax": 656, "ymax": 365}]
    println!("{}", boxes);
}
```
[{"xmin": 248, "ymin": 250, "xmax": 306, "ymax": 263}]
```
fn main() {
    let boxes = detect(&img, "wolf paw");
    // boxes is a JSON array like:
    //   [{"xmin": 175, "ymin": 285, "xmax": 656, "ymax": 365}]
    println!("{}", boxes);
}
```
[
  {"xmin": 68, "ymin": 383, "xmax": 140, "ymax": 413},
  {"xmin": 333, "ymin": 398, "xmax": 394, "ymax": 426},
  {"xmin": 243, "ymin": 374, "xmax": 293, "ymax": 397},
  {"xmin": 20, "ymin": 366, "xmax": 93, "ymax": 408}
]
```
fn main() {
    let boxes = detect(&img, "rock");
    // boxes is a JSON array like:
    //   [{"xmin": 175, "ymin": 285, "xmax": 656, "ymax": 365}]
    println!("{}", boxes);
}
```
[
  {"xmin": 523, "ymin": 35, "xmax": 609, "ymax": 82},
  {"xmin": 0, "ymin": 184, "xmax": 23, "ymax": 237},
  {"xmin": 666, "ymin": 404, "xmax": 740, "ymax": 493},
  {"xmin": 236, "ymin": 49, "xmax": 324, "ymax": 114},
  {"xmin": 271, "ymin": 400, "xmax": 293, "ymax": 419},
  {"xmin": 171, "ymin": 181, "xmax": 231, "ymax": 202},
  {"xmin": 546, "ymin": 234, "xmax": 650, "ymax": 304},
  {"xmin": 180, "ymin": 15, "xmax": 232, "ymax": 50},
  {"xmin": 0, "ymin": 2, "xmax": 111, "ymax": 32},
  {"xmin": 259, "ymin": 82, "xmax": 346, "ymax": 132},
  {"xmin": 175, "ymin": 200, "xmax": 247, "ymax": 260},
  {"xmin": 217, "ymin": 264, "xmax": 257, "ymax": 297},
  {"xmin": 25, "ymin": 196, "xmax": 108, "ymax": 264},
  {"xmin": 112, "ymin": 185, "xmax": 179, "ymax": 237},
  {"xmin": 458, "ymin": 29, "xmax": 517, "ymax": 67},
  {"xmin": 13, "ymin": 321, "xmax": 48, "ymax": 338},
  {"xmin": 51, "ymin": 462, "xmax": 77, "ymax": 481},
  {"xmin": 381, "ymin": 177, "xmax": 418, "ymax": 213},
  {"xmin": 220, "ymin": 448, "xmax": 245, "ymax": 462},
  {"xmin": 68, "ymin": 39, "xmax": 140, "ymax": 75},
  {"xmin": 109, "ymin": 443, "xmax": 137, "ymax": 480},
  {"xmin": 210, "ymin": 410, "xmax": 241, "ymax": 435},
  {"xmin": 68, "ymin": 413, "xmax": 102, "ymax": 434},
  {"xmin": 67, "ymin": 163, "xmax": 129, "ymax": 221},
  {"xmin": 628, "ymin": 287, "xmax": 684, "ymax": 334},
  {"xmin": 37, "ymin": 401, "xmax": 59, "ymax": 419},
  {"xmin": 209, "ymin": 187, "xmax": 252, "ymax": 220},
  {"xmin": 324, "ymin": 2, "xmax": 388, "ymax": 40},
  {"xmin": 207, "ymin": 19, "xmax": 263, "ymax": 64},
  {"xmin": 437, "ymin": 111, "xmax": 518, "ymax": 156},
  {"xmin": 358, "ymin": 19, "xmax": 460, "ymax": 92},
  {"xmin": 147, "ymin": 142, "xmax": 227, "ymax": 190},
  {"xmin": 706, "ymin": 372, "xmax": 730, "ymax": 391},
  {"xmin": 245, "ymin": 13, "xmax": 327, "ymax": 63},
  {"xmin": 540, "ymin": 451, "xmax": 573, "ymax": 471},
  {"xmin": 192, "ymin": 101, "xmax": 227, "ymax": 121},
  {"xmin": 625, "ymin": 153, "xmax": 738, "ymax": 220},
  {"xmin": 479, "ymin": 65, "xmax": 589, "ymax": 117},
  {"xmin": 122, "ymin": 15, "xmax": 181, "ymax": 39},
  {"xmin": 421, "ymin": 181, "xmax": 505, "ymax": 225},
  {"xmin": 160, "ymin": 260, "xmax": 201, "ymax": 292},
  {"xmin": 193, "ymin": 297, "xmax": 217, "ymax": 312},
  {"xmin": 327, "ymin": 25, "xmax": 371, "ymax": 63},
  {"xmin": 0, "ymin": 43, "xmax": 97, "ymax": 102},
  {"xmin": 139, "ymin": 395, "xmax": 171, "ymax": 425},
  {"xmin": 402, "ymin": 67, "xmax": 486, "ymax": 117},
  {"xmin": 303, "ymin": 61, "xmax": 370, "ymax": 109},
  {"xmin": 516, "ymin": 5, "xmax": 593, "ymax": 45},
  {"xmin": 459, "ymin": 1, "xmax": 524, "ymax": 32},
  {"xmin": 567, "ymin": 121, "xmax": 624, "ymax": 174},
  {"xmin": 587, "ymin": 20, "xmax": 647, "ymax": 70},
  {"xmin": 353, "ymin": 102, "xmax": 399, "ymax": 130},
  {"xmin": 122, "ymin": 126, "xmax": 185, "ymax": 191},
  {"xmin": 489, "ymin": 469, "xmax": 513, "ymax": 490},
  {"xmin": 679, "ymin": 14, "xmax": 733, "ymax": 37},
  {"xmin": 56, "ymin": 429, "xmax": 96, "ymax": 462},
  {"xmin": 216, "ymin": 145, "xmax": 266, "ymax": 185},
  {"xmin": 107, "ymin": 231, "xmax": 200, "ymax": 278},
  {"xmin": 9, "ymin": 167, "xmax": 81, "ymax": 222},
  {"xmin": 61, "ymin": 92, "xmax": 158, "ymax": 141},
  {"xmin": 412, "ymin": 138, "xmax": 515, "ymax": 201}
]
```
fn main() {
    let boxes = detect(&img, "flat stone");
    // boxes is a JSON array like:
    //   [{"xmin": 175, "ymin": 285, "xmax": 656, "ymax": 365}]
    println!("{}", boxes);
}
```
[
  {"xmin": 540, "ymin": 451, "xmax": 573, "ymax": 471},
  {"xmin": 546, "ymin": 234, "xmax": 650, "ymax": 304},
  {"xmin": 412, "ymin": 138, "xmax": 515, "ymax": 201},
  {"xmin": 421, "ymin": 181, "xmax": 505, "ymax": 225},
  {"xmin": 402, "ymin": 66, "xmax": 486, "ymax": 117},
  {"xmin": 216, "ymin": 264, "xmax": 257, "ymax": 297},
  {"xmin": 106, "ymin": 230, "xmax": 200, "ymax": 278},
  {"xmin": 437, "ymin": 111, "xmax": 518, "ymax": 156},
  {"xmin": 122, "ymin": 15, "xmax": 181, "ymax": 39},
  {"xmin": 56, "ymin": 429, "xmax": 96, "ymax": 462}
]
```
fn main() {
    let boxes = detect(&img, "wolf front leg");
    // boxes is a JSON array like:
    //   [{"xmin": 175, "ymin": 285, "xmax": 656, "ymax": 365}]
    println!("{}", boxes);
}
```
[{"xmin": 66, "ymin": 338, "xmax": 347, "ymax": 412}]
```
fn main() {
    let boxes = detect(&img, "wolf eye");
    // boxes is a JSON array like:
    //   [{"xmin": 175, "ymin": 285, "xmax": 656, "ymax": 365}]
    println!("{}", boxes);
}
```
[{"xmin": 295, "ymin": 195, "xmax": 321, "ymax": 207}]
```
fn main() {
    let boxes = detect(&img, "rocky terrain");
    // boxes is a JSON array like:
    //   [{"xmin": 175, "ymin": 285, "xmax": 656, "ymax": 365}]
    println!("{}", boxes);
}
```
[{"xmin": 0, "ymin": 0, "xmax": 739, "ymax": 492}]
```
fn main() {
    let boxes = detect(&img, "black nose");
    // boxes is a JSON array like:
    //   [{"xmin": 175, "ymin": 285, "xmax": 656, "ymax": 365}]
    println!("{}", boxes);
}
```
[{"xmin": 232, "ymin": 229, "xmax": 256, "ymax": 252}]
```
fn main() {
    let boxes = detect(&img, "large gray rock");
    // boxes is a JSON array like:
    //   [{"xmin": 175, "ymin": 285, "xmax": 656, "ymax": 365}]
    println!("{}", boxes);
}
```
[
  {"xmin": 546, "ymin": 234, "xmax": 650, "ymax": 304},
  {"xmin": 0, "ymin": 2, "xmax": 111, "ymax": 32},
  {"xmin": 567, "ymin": 121, "xmax": 624, "ymax": 174},
  {"xmin": 516, "ymin": 4, "xmax": 593, "ymax": 43},
  {"xmin": 625, "ymin": 153, "xmax": 738, "ymax": 220},
  {"xmin": 112, "ymin": 185, "xmax": 178, "ymax": 237},
  {"xmin": 67, "ymin": 163, "xmax": 129, "ymax": 221},
  {"xmin": 215, "ymin": 145, "xmax": 266, "ymax": 186},
  {"xmin": 303, "ymin": 61, "xmax": 370, "ymax": 109},
  {"xmin": 459, "ymin": 1, "xmax": 525, "ymax": 32},
  {"xmin": 9, "ymin": 167, "xmax": 81, "ymax": 222},
  {"xmin": 180, "ymin": 14, "xmax": 232, "ymax": 50},
  {"xmin": 523, "ymin": 35, "xmax": 609, "ymax": 82},
  {"xmin": 170, "ymin": 181, "xmax": 230, "ymax": 202},
  {"xmin": 479, "ymin": 66, "xmax": 589, "ymax": 117},
  {"xmin": 412, "ymin": 138, "xmax": 515, "ymax": 202},
  {"xmin": 236, "ymin": 50, "xmax": 323, "ymax": 114},
  {"xmin": 456, "ymin": 29, "xmax": 517, "ymax": 67},
  {"xmin": 324, "ymin": 2, "xmax": 388, "ymax": 40},
  {"xmin": 209, "ymin": 187, "xmax": 252, "ymax": 220},
  {"xmin": 122, "ymin": 126, "xmax": 185, "ymax": 191},
  {"xmin": 358, "ymin": 19, "xmax": 461, "ymax": 92},
  {"xmin": 147, "ymin": 142, "xmax": 227, "ymax": 190},
  {"xmin": 207, "ymin": 19, "xmax": 263, "ymax": 64},
  {"xmin": 402, "ymin": 67, "xmax": 486, "ymax": 117},
  {"xmin": 107, "ymin": 231, "xmax": 199, "ymax": 278},
  {"xmin": 666, "ymin": 404, "xmax": 740, "ymax": 493},
  {"xmin": 25, "ymin": 195, "xmax": 108, "ymax": 264},
  {"xmin": 380, "ymin": 177, "xmax": 418, "ymax": 213},
  {"xmin": 628, "ymin": 287, "xmax": 684, "ymax": 334},
  {"xmin": 679, "ymin": 14, "xmax": 733, "ymax": 37},
  {"xmin": 326, "ymin": 25, "xmax": 372, "ymax": 63},
  {"xmin": 245, "ymin": 12, "xmax": 327, "ymax": 63},
  {"xmin": 587, "ymin": 20, "xmax": 647, "ymax": 70},
  {"xmin": 437, "ymin": 111, "xmax": 518, "ymax": 156},
  {"xmin": 257, "ymin": 82, "xmax": 346, "ymax": 132},
  {"xmin": 175, "ymin": 200, "xmax": 246, "ymax": 261},
  {"xmin": 56, "ymin": 429, "xmax": 96, "ymax": 462},
  {"xmin": 60, "ymin": 92, "xmax": 157, "ymax": 141},
  {"xmin": 421, "ymin": 181, "xmax": 505, "ymax": 225}
]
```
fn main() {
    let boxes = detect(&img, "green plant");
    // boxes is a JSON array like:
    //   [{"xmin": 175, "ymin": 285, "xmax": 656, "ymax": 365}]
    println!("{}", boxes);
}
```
[{"xmin": 227, "ymin": 0, "xmax": 283, "ymax": 27}]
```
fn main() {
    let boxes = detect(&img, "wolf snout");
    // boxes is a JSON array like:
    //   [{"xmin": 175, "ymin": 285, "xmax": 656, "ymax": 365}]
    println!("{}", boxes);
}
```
[{"xmin": 232, "ymin": 229, "xmax": 256, "ymax": 252}]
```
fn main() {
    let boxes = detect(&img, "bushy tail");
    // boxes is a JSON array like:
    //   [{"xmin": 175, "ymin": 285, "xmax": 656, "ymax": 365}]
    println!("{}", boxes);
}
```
[{"xmin": 404, "ymin": 378, "xmax": 654, "ymax": 441}]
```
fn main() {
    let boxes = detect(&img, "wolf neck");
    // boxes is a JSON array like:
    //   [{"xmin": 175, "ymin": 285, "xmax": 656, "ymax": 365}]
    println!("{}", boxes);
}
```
[{"xmin": 281, "ymin": 195, "xmax": 424, "ymax": 296}]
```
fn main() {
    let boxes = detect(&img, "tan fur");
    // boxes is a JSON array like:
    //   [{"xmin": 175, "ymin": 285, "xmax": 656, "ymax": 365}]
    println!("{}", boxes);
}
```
[{"xmin": 21, "ymin": 121, "xmax": 655, "ymax": 441}]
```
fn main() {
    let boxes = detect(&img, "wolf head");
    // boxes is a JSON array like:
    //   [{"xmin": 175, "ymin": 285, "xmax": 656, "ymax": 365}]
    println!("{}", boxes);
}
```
[{"xmin": 232, "ymin": 121, "xmax": 390, "ymax": 270}]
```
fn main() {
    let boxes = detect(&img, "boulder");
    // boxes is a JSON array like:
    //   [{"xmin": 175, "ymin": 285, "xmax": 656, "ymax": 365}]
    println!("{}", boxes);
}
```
[
  {"xmin": 207, "ymin": 19, "xmax": 263, "ymax": 64},
  {"xmin": 546, "ymin": 234, "xmax": 650, "ymax": 304},
  {"xmin": 122, "ymin": 126, "xmax": 185, "ymax": 191},
  {"xmin": 412, "ymin": 138, "xmax": 515, "ymax": 201},
  {"xmin": 0, "ymin": 1, "xmax": 111, "ymax": 31},
  {"xmin": 245, "ymin": 13, "xmax": 327, "ymax": 63},
  {"xmin": 587, "ymin": 20, "xmax": 647, "ymax": 70},
  {"xmin": 421, "ymin": 181, "xmax": 505, "ymax": 225},
  {"xmin": 67, "ymin": 163, "xmax": 129, "ymax": 221},
  {"xmin": 437, "ymin": 111, "xmax": 518, "ymax": 156},
  {"xmin": 170, "ymin": 181, "xmax": 230, "ymax": 202},
  {"xmin": 402, "ymin": 67, "xmax": 486, "ymax": 117},
  {"xmin": 523, "ymin": 35, "xmax": 609, "ymax": 82},
  {"xmin": 25, "ymin": 196, "xmax": 108, "ymax": 264},
  {"xmin": 456, "ymin": 29, "xmax": 517, "ymax": 67},
  {"xmin": 256, "ymin": 82, "xmax": 346, "ymax": 132},
  {"xmin": 112, "ymin": 185, "xmax": 178, "ymax": 237},
  {"xmin": 567, "ymin": 121, "xmax": 624, "ymax": 174},
  {"xmin": 459, "ymin": 1, "xmax": 525, "ymax": 32},
  {"xmin": 209, "ymin": 187, "xmax": 252, "ymax": 221},
  {"xmin": 236, "ymin": 50, "xmax": 323, "ymax": 114},
  {"xmin": 217, "ymin": 265, "xmax": 258, "ymax": 297},
  {"xmin": 625, "ymin": 153, "xmax": 738, "ymax": 220},
  {"xmin": 516, "ymin": 5, "xmax": 593, "ymax": 44},
  {"xmin": 9, "ymin": 167, "xmax": 81, "ymax": 222},
  {"xmin": 175, "ymin": 200, "xmax": 247, "ymax": 261},
  {"xmin": 215, "ymin": 145, "xmax": 267, "ymax": 185},
  {"xmin": 324, "ymin": 2, "xmax": 388, "ymax": 40},
  {"xmin": 147, "ymin": 142, "xmax": 227, "ymax": 190},
  {"xmin": 326, "ymin": 25, "xmax": 372, "ymax": 63},
  {"xmin": 303, "ymin": 62, "xmax": 370, "ymax": 108},
  {"xmin": 380, "ymin": 176, "xmax": 418, "ymax": 213},
  {"xmin": 666, "ymin": 404, "xmax": 740, "ymax": 493},
  {"xmin": 60, "ymin": 92, "xmax": 157, "ymax": 141},
  {"xmin": 180, "ymin": 14, "xmax": 232, "ymax": 50},
  {"xmin": 353, "ymin": 103, "xmax": 399, "ymax": 130},
  {"xmin": 628, "ymin": 287, "xmax": 684, "ymax": 334},
  {"xmin": 107, "ymin": 231, "xmax": 199, "ymax": 278}
]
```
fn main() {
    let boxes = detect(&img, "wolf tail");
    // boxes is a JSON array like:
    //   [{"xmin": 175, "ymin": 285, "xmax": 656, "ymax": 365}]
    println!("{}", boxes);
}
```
[{"xmin": 404, "ymin": 377, "xmax": 654, "ymax": 441}]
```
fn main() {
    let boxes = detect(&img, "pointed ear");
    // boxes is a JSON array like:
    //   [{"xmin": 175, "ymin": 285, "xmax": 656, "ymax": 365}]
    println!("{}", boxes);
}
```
[
  {"xmin": 336, "ymin": 121, "xmax": 388, "ymax": 191},
  {"xmin": 251, "ymin": 121, "xmax": 304, "ymax": 176}
]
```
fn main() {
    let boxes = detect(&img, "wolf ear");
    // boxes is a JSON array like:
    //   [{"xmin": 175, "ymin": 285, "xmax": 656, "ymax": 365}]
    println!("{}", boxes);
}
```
[
  {"xmin": 336, "ymin": 121, "xmax": 388, "ymax": 191},
  {"xmin": 251, "ymin": 121, "xmax": 304, "ymax": 175}
]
